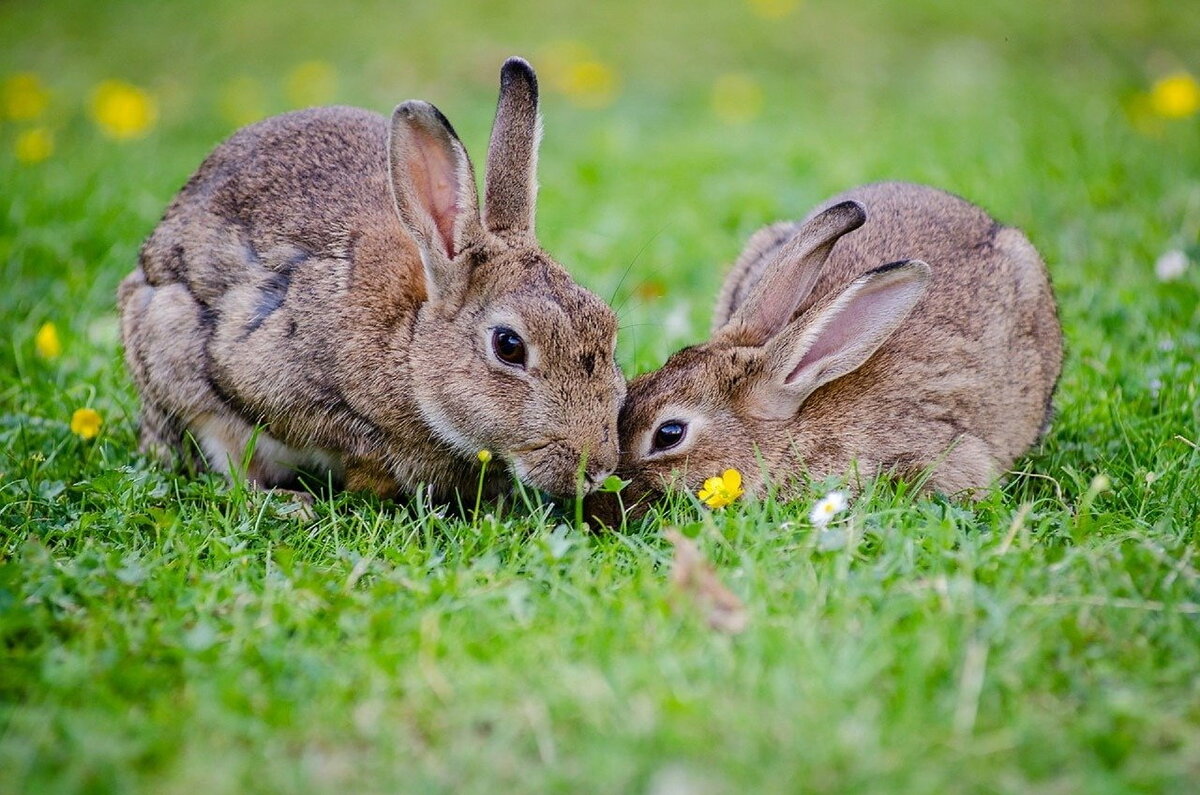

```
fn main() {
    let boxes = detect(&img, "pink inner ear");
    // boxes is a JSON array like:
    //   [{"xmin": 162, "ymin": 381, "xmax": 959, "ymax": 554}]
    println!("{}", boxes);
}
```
[
  {"xmin": 408, "ymin": 126, "xmax": 461, "ymax": 259},
  {"xmin": 787, "ymin": 282, "xmax": 917, "ymax": 384}
]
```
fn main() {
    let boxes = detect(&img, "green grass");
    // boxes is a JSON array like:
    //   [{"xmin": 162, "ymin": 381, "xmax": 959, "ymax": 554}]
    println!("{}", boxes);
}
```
[{"xmin": 3, "ymin": 0, "xmax": 1200, "ymax": 791}]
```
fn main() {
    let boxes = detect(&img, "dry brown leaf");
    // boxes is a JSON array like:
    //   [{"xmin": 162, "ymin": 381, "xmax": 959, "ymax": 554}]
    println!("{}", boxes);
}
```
[{"xmin": 665, "ymin": 529, "xmax": 749, "ymax": 635}]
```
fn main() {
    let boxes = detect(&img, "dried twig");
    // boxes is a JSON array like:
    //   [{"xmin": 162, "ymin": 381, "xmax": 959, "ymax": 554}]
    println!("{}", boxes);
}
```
[{"xmin": 665, "ymin": 529, "xmax": 749, "ymax": 635}]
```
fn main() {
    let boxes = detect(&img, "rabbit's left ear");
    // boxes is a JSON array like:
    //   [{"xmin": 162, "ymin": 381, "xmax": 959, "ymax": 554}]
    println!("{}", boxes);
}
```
[{"xmin": 747, "ymin": 260, "xmax": 931, "ymax": 420}]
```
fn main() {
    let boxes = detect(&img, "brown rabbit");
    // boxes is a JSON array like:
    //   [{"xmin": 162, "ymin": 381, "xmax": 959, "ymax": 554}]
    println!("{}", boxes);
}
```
[
  {"xmin": 600, "ymin": 181, "xmax": 1062, "ymax": 517},
  {"xmin": 118, "ymin": 58, "xmax": 624, "ymax": 501}
]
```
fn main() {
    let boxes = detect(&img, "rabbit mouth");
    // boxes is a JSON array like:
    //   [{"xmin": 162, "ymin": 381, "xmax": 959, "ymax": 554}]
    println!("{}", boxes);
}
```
[
  {"xmin": 509, "ymin": 453, "xmax": 571, "ymax": 496},
  {"xmin": 508, "ymin": 440, "xmax": 611, "ymax": 498}
]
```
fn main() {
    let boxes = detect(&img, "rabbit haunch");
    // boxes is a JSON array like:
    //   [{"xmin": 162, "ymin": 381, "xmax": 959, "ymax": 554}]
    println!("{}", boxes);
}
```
[{"xmin": 119, "ymin": 58, "xmax": 623, "ymax": 501}]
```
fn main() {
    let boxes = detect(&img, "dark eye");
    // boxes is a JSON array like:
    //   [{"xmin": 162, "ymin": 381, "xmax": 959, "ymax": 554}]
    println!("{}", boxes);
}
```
[
  {"xmin": 492, "ymin": 327, "xmax": 527, "ymax": 367},
  {"xmin": 652, "ymin": 421, "xmax": 686, "ymax": 452}
]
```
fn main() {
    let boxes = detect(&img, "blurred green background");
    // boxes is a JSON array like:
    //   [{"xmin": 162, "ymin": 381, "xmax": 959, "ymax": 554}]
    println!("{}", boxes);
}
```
[
  {"xmin": 3, "ymin": 0, "xmax": 1197, "ymax": 373},
  {"xmin": 3, "ymin": 1, "xmax": 1200, "ymax": 792}
]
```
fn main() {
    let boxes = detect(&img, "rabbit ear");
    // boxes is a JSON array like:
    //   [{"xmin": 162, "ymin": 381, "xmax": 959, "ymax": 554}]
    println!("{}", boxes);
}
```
[
  {"xmin": 388, "ymin": 101, "xmax": 484, "ymax": 301},
  {"xmin": 749, "ymin": 260, "xmax": 931, "ymax": 420},
  {"xmin": 483, "ymin": 57, "xmax": 540, "ymax": 237},
  {"xmin": 716, "ymin": 201, "xmax": 866, "ymax": 346}
]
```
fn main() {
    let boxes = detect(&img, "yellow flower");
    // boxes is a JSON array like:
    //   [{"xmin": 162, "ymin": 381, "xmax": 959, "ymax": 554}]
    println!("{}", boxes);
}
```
[
  {"xmin": 477, "ymin": 449, "xmax": 493, "ymax": 464},
  {"xmin": 3, "ymin": 73, "xmax": 50, "ymax": 120},
  {"xmin": 34, "ymin": 322, "xmax": 61, "ymax": 358},
  {"xmin": 711, "ymin": 73, "xmax": 763, "ymax": 124},
  {"xmin": 561, "ymin": 60, "xmax": 619, "ymax": 109},
  {"xmin": 746, "ymin": 0, "xmax": 801, "ymax": 20},
  {"xmin": 538, "ymin": 41, "xmax": 620, "ymax": 109},
  {"xmin": 1149, "ymin": 72, "xmax": 1200, "ymax": 119},
  {"xmin": 71, "ymin": 408, "xmax": 102, "ymax": 440},
  {"xmin": 91, "ymin": 80, "xmax": 157, "ymax": 140},
  {"xmin": 14, "ymin": 127, "xmax": 53, "ymax": 163},
  {"xmin": 698, "ymin": 468, "xmax": 744, "ymax": 509},
  {"xmin": 285, "ymin": 61, "xmax": 337, "ymax": 108}
]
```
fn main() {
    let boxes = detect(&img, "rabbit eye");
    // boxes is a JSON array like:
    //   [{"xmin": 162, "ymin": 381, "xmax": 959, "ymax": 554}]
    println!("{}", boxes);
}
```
[
  {"xmin": 492, "ymin": 327, "xmax": 527, "ymax": 367},
  {"xmin": 652, "ymin": 421, "xmax": 687, "ymax": 452}
]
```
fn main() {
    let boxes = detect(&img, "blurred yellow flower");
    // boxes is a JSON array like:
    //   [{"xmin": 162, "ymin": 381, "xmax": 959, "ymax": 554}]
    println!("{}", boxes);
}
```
[
  {"xmin": 91, "ymin": 80, "xmax": 157, "ymax": 140},
  {"xmin": 698, "ymin": 468, "xmax": 744, "ymax": 509},
  {"xmin": 219, "ymin": 75, "xmax": 266, "ymax": 128},
  {"xmin": 1149, "ymin": 72, "xmax": 1200, "ymax": 119},
  {"xmin": 561, "ymin": 60, "xmax": 619, "ymax": 109},
  {"xmin": 477, "ymin": 449, "xmax": 493, "ymax": 464},
  {"xmin": 711, "ymin": 73, "xmax": 764, "ymax": 124},
  {"xmin": 3, "ymin": 73, "xmax": 50, "ymax": 120},
  {"xmin": 538, "ymin": 41, "xmax": 620, "ymax": 109},
  {"xmin": 14, "ymin": 127, "xmax": 53, "ymax": 163},
  {"xmin": 286, "ymin": 61, "xmax": 337, "ymax": 108},
  {"xmin": 35, "ymin": 322, "xmax": 62, "ymax": 358},
  {"xmin": 71, "ymin": 407, "xmax": 102, "ymax": 440},
  {"xmin": 747, "ymin": 0, "xmax": 801, "ymax": 20}
]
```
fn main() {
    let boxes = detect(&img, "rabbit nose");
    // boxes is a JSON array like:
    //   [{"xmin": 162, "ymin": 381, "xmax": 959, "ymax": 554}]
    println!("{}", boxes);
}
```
[
  {"xmin": 585, "ymin": 468, "xmax": 614, "ymax": 485},
  {"xmin": 583, "ymin": 464, "xmax": 613, "ymax": 488}
]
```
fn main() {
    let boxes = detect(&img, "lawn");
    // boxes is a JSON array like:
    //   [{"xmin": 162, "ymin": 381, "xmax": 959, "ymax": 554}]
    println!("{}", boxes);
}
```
[{"xmin": 2, "ymin": 0, "xmax": 1199, "ymax": 791}]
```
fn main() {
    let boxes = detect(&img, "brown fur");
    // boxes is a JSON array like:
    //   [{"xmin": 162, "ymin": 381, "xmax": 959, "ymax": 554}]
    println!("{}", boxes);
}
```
[
  {"xmin": 604, "ymin": 182, "xmax": 1063, "ymax": 516},
  {"xmin": 119, "ymin": 58, "xmax": 623, "ymax": 501}
]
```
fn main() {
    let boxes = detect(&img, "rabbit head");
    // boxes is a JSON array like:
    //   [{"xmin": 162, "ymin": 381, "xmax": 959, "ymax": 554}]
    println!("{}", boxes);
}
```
[
  {"xmin": 392, "ymin": 58, "xmax": 623, "ymax": 496},
  {"xmin": 601, "ymin": 201, "xmax": 931, "ymax": 514}
]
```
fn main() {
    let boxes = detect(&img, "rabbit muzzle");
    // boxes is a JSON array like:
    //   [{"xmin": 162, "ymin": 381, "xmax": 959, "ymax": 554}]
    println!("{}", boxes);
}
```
[{"xmin": 507, "ymin": 438, "xmax": 618, "ymax": 498}]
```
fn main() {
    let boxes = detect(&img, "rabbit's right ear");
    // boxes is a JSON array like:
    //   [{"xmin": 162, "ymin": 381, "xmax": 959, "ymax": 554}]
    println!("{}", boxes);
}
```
[
  {"xmin": 715, "ymin": 201, "xmax": 866, "ymax": 347},
  {"xmin": 748, "ymin": 260, "xmax": 931, "ymax": 420},
  {"xmin": 388, "ymin": 101, "xmax": 484, "ymax": 302}
]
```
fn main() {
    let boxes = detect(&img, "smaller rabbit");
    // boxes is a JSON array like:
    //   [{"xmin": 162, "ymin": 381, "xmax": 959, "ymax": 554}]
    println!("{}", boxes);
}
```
[
  {"xmin": 598, "ymin": 182, "xmax": 1062, "ymax": 517},
  {"xmin": 119, "ymin": 58, "xmax": 624, "ymax": 502}
]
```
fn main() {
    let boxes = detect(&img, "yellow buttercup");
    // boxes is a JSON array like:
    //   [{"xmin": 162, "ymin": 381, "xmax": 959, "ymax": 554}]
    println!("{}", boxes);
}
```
[
  {"xmin": 71, "ymin": 408, "xmax": 102, "ymax": 440},
  {"xmin": 698, "ymin": 468, "xmax": 744, "ymax": 509}
]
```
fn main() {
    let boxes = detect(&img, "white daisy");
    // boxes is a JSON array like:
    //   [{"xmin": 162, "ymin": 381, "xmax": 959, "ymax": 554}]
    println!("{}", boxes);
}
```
[
  {"xmin": 809, "ymin": 490, "xmax": 849, "ymax": 527},
  {"xmin": 1155, "ymin": 249, "xmax": 1189, "ymax": 282}
]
